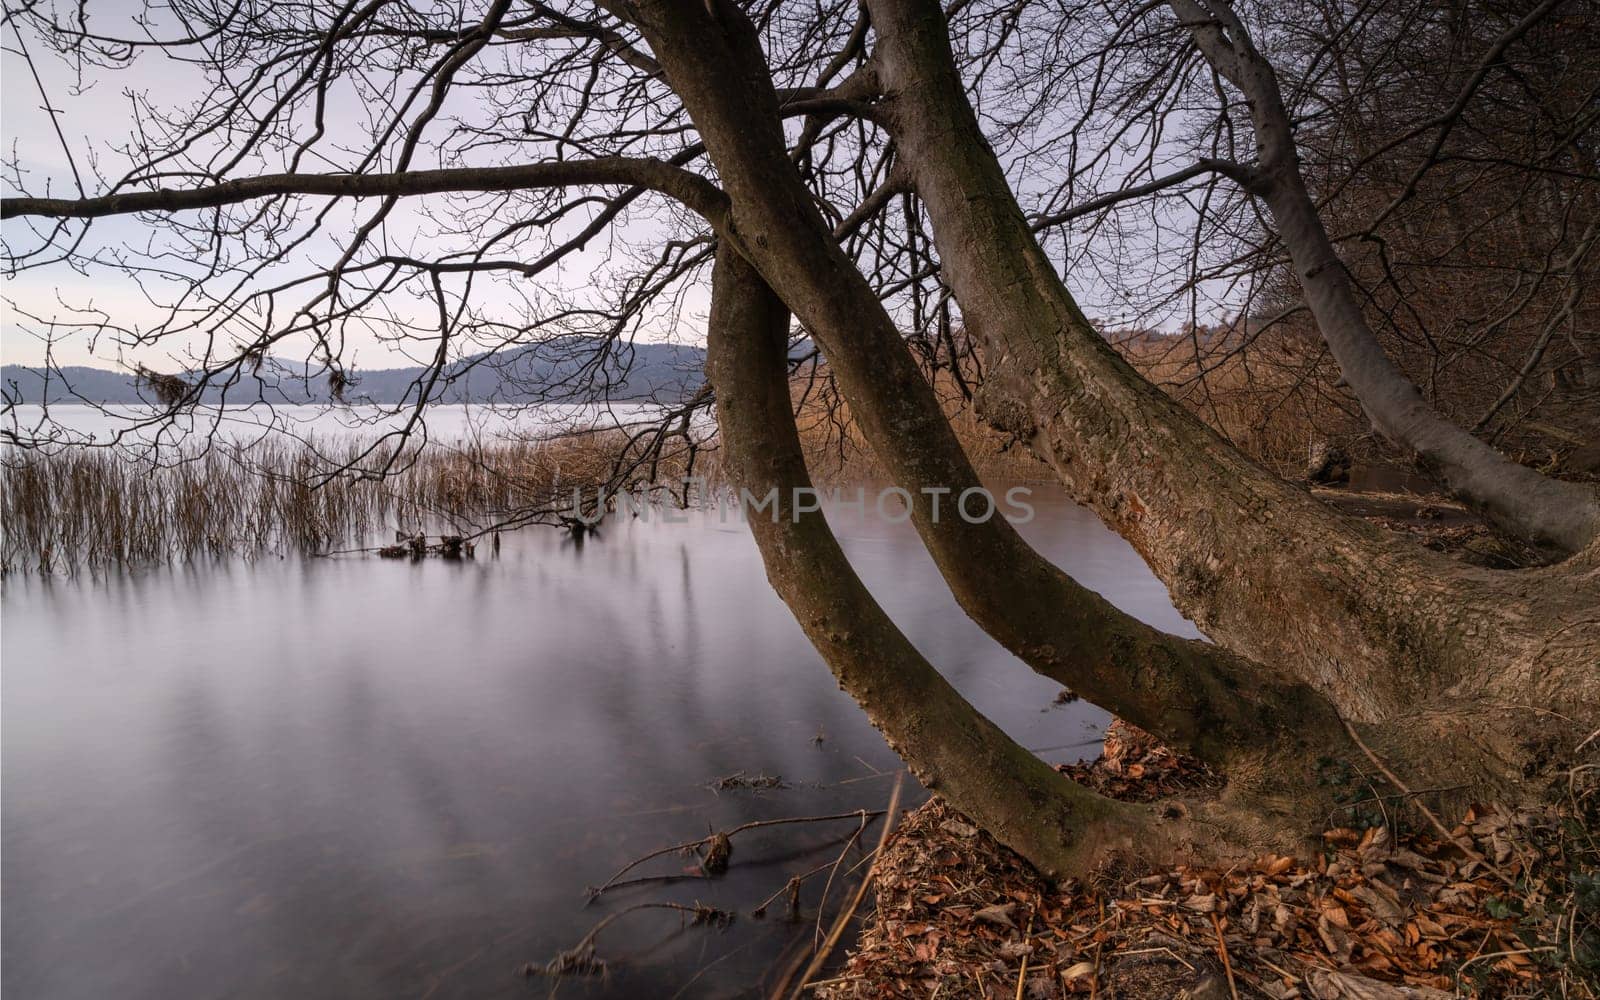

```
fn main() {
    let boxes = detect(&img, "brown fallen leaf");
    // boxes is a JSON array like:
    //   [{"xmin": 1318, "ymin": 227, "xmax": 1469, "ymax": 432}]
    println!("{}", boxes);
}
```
[
  {"xmin": 1318, "ymin": 912, "xmax": 1354, "ymax": 964},
  {"xmin": 1063, "ymin": 960, "xmax": 1096, "ymax": 981},
  {"xmin": 974, "ymin": 902, "xmax": 1017, "ymax": 928}
]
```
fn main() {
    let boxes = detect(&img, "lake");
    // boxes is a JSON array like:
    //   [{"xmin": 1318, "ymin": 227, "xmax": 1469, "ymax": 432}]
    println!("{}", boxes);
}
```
[{"xmin": 2, "ymin": 412, "xmax": 1202, "ymax": 999}]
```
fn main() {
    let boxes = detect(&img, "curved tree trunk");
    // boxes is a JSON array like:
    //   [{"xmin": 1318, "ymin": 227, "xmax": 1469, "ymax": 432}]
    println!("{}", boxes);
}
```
[
  {"xmin": 704, "ymin": 247, "xmax": 1166, "ymax": 876},
  {"xmin": 619, "ymin": 0, "xmax": 1428, "ymax": 861},
  {"xmin": 621, "ymin": 0, "xmax": 1347, "ymax": 768},
  {"xmin": 702, "ymin": 244, "xmax": 1472, "ymax": 872},
  {"xmin": 1168, "ymin": 0, "xmax": 1600, "ymax": 555},
  {"xmin": 628, "ymin": 0, "xmax": 1598, "ymax": 878},
  {"xmin": 862, "ymin": 0, "xmax": 1599, "ymax": 738}
]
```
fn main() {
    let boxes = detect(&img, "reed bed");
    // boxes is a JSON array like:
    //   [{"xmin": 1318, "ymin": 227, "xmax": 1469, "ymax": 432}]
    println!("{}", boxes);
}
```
[
  {"xmin": 0, "ymin": 431, "xmax": 658, "ymax": 575},
  {"xmin": 1118, "ymin": 334, "xmax": 1359, "ymax": 476}
]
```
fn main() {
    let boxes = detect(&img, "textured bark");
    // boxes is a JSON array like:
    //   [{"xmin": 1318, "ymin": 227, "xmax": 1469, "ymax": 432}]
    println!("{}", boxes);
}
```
[
  {"xmin": 624, "ymin": 0, "xmax": 1352, "ymax": 771},
  {"xmin": 1168, "ymin": 0, "xmax": 1600, "ymax": 555},
  {"xmin": 637, "ymin": 0, "xmax": 1595, "ymax": 869},
  {"xmin": 862, "ymin": 0, "xmax": 1600, "ymax": 732},
  {"xmin": 705, "ymin": 247, "xmax": 1166, "ymax": 876}
]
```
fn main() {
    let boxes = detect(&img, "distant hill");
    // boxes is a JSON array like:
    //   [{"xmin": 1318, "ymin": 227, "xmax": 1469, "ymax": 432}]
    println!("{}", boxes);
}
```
[{"xmin": 1, "ymin": 338, "xmax": 707, "ymax": 406}]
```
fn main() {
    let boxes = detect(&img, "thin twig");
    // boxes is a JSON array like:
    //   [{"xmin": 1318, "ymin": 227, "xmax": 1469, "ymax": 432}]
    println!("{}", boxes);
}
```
[
  {"xmin": 1211, "ymin": 911, "xmax": 1239, "ymax": 1000},
  {"xmin": 588, "ymin": 809, "xmax": 887, "ymax": 900},
  {"xmin": 1015, "ymin": 913, "xmax": 1034, "ymax": 1000},
  {"xmin": 785, "ymin": 773, "xmax": 905, "ymax": 998},
  {"xmin": 1340, "ymin": 717, "xmax": 1516, "ymax": 888}
]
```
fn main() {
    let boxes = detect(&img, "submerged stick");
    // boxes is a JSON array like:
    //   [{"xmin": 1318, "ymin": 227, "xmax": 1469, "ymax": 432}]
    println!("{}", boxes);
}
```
[
  {"xmin": 587, "ymin": 809, "xmax": 887, "ymax": 901},
  {"xmin": 528, "ymin": 901, "xmax": 735, "ymax": 982},
  {"xmin": 784, "ymin": 772, "xmax": 905, "ymax": 998}
]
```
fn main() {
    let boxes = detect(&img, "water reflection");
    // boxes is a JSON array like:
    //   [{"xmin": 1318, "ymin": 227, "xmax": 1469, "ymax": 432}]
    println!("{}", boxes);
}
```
[{"xmin": 2, "ymin": 490, "xmax": 1198, "ymax": 998}]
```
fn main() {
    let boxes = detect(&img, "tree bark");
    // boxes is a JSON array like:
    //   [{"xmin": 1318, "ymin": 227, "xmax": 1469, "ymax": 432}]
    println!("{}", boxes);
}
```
[
  {"xmin": 704, "ymin": 246, "xmax": 1166, "ymax": 876},
  {"xmin": 1167, "ymin": 0, "xmax": 1600, "ymax": 555},
  {"xmin": 621, "ymin": 0, "xmax": 1354, "ymax": 771},
  {"xmin": 862, "ymin": 0, "xmax": 1599, "ymax": 736}
]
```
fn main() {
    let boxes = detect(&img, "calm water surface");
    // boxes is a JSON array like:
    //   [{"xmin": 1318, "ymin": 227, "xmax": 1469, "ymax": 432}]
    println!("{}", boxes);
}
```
[{"xmin": 3, "ymin": 490, "xmax": 1200, "ymax": 998}]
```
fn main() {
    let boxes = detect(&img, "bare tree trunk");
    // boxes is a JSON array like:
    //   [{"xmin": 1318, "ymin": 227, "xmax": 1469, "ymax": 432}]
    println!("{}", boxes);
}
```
[
  {"xmin": 704, "ymin": 247, "xmax": 1166, "ymax": 876},
  {"xmin": 1168, "ymin": 0, "xmax": 1600, "ymax": 555},
  {"xmin": 620, "ymin": 0, "xmax": 1348, "ymax": 768},
  {"xmin": 862, "ymin": 0, "xmax": 1599, "ymax": 738}
]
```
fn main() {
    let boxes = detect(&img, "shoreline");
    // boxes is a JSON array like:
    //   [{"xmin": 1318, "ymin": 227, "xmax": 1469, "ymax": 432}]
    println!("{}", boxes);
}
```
[{"xmin": 817, "ymin": 723, "xmax": 1596, "ymax": 999}]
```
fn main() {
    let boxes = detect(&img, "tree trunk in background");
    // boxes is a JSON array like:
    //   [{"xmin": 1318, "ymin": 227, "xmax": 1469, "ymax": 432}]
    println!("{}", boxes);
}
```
[{"xmin": 1168, "ymin": 0, "xmax": 1600, "ymax": 555}]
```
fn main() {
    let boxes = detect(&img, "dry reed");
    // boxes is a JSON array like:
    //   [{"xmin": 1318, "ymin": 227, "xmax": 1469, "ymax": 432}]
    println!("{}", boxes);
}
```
[{"xmin": 0, "ymin": 431, "xmax": 667, "ymax": 574}]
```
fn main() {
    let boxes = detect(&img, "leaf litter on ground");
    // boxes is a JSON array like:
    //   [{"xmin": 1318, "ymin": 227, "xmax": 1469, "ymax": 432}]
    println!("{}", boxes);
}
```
[{"xmin": 818, "ymin": 721, "xmax": 1598, "ymax": 1000}]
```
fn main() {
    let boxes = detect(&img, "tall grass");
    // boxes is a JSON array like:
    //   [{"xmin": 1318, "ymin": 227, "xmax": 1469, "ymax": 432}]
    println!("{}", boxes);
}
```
[
  {"xmin": 0, "ymin": 432, "xmax": 652, "ymax": 574},
  {"xmin": 788, "ymin": 335, "xmax": 1345, "ymax": 483},
  {"xmin": 1117, "ymin": 333, "xmax": 1359, "ymax": 476}
]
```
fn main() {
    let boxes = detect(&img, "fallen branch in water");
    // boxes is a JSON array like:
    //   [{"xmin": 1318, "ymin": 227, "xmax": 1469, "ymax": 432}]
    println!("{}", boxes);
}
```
[
  {"xmin": 525, "ymin": 900, "xmax": 735, "ymax": 982},
  {"xmin": 812, "ymin": 813, "xmax": 875, "ymax": 952},
  {"xmin": 373, "ymin": 532, "xmax": 477, "ymax": 560},
  {"xmin": 779, "ymin": 773, "xmax": 905, "ymax": 998},
  {"xmin": 586, "ymin": 809, "xmax": 887, "ymax": 902},
  {"xmin": 752, "ymin": 845, "xmax": 879, "ymax": 923},
  {"xmin": 709, "ymin": 770, "xmax": 790, "ymax": 792}
]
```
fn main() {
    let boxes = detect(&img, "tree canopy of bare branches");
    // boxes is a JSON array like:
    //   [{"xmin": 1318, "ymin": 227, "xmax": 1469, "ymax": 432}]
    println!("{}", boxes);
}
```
[{"xmin": 4, "ymin": 0, "xmax": 1596, "ymax": 876}]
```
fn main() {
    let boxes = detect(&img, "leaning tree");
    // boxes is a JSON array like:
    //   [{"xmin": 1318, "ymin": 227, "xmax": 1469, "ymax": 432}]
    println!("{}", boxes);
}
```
[{"xmin": 3, "ymin": 0, "xmax": 1596, "ymax": 875}]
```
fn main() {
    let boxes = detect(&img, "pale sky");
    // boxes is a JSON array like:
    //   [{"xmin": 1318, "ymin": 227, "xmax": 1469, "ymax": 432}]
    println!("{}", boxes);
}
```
[{"xmin": 0, "ymin": 2, "xmax": 713, "ymax": 372}]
